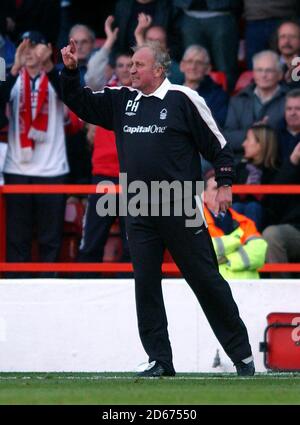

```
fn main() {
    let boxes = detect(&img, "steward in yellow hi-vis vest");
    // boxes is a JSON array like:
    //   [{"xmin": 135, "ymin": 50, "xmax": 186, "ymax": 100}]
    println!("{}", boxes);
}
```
[
  {"xmin": 204, "ymin": 205, "xmax": 267, "ymax": 279},
  {"xmin": 203, "ymin": 173, "xmax": 267, "ymax": 279}
]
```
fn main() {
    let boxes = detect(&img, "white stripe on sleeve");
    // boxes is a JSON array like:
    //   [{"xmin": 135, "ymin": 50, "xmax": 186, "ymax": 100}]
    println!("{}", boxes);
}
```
[{"xmin": 170, "ymin": 85, "xmax": 227, "ymax": 148}]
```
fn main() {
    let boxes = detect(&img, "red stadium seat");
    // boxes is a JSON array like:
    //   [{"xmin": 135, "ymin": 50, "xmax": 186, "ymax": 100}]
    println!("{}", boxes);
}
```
[
  {"xmin": 209, "ymin": 71, "xmax": 228, "ymax": 91},
  {"xmin": 233, "ymin": 71, "xmax": 254, "ymax": 95},
  {"xmin": 94, "ymin": 38, "xmax": 106, "ymax": 49}
]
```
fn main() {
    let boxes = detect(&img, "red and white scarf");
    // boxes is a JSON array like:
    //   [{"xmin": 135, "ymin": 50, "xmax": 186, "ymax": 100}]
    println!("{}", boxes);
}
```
[{"xmin": 19, "ymin": 68, "xmax": 49, "ymax": 162}]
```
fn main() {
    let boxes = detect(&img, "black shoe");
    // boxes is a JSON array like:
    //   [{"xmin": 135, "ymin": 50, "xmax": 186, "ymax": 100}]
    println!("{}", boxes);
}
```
[
  {"xmin": 235, "ymin": 360, "xmax": 255, "ymax": 376},
  {"xmin": 136, "ymin": 361, "xmax": 175, "ymax": 378}
]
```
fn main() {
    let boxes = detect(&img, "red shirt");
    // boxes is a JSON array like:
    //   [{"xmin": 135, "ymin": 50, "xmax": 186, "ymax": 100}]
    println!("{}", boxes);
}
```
[{"xmin": 92, "ymin": 126, "xmax": 119, "ymax": 177}]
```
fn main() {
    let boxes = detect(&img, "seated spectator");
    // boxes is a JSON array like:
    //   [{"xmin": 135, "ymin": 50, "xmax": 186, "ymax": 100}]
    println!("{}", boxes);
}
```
[
  {"xmin": 243, "ymin": 0, "xmax": 299, "ymax": 69},
  {"xmin": 224, "ymin": 50, "xmax": 287, "ymax": 159},
  {"xmin": 233, "ymin": 124, "xmax": 279, "ymax": 231},
  {"xmin": 275, "ymin": 19, "xmax": 300, "ymax": 88},
  {"xmin": 262, "ymin": 142, "xmax": 300, "ymax": 278},
  {"xmin": 175, "ymin": 0, "xmax": 241, "ymax": 91},
  {"xmin": 112, "ymin": 0, "xmax": 183, "ymax": 63},
  {"xmin": 0, "ymin": 31, "xmax": 69, "ymax": 277},
  {"xmin": 278, "ymin": 89, "xmax": 300, "ymax": 160},
  {"xmin": 203, "ymin": 173, "xmax": 267, "ymax": 280},
  {"xmin": 134, "ymin": 13, "xmax": 184, "ymax": 84},
  {"xmin": 180, "ymin": 44, "xmax": 229, "ymax": 127}
]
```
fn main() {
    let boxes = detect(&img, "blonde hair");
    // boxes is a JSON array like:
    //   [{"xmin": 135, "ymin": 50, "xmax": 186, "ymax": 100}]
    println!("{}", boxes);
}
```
[{"xmin": 249, "ymin": 125, "xmax": 278, "ymax": 169}]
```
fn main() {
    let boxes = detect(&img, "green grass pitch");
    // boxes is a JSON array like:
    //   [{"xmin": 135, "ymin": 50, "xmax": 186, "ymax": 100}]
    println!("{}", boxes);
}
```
[{"xmin": 0, "ymin": 373, "xmax": 300, "ymax": 405}]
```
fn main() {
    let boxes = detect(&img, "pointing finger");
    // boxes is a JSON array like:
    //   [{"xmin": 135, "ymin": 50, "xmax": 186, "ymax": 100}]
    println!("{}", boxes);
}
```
[{"xmin": 69, "ymin": 38, "xmax": 76, "ymax": 54}]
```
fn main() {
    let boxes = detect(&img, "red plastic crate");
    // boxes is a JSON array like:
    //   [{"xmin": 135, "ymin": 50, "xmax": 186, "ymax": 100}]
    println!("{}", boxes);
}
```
[{"xmin": 260, "ymin": 312, "xmax": 300, "ymax": 371}]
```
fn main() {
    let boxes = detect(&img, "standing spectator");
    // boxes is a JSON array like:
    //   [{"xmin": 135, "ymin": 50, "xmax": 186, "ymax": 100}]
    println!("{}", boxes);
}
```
[
  {"xmin": 224, "ymin": 50, "xmax": 287, "ymax": 158},
  {"xmin": 243, "ymin": 0, "xmax": 300, "ymax": 69},
  {"xmin": 262, "ymin": 142, "xmax": 300, "ymax": 278},
  {"xmin": 134, "ymin": 13, "xmax": 184, "ymax": 84},
  {"xmin": 0, "ymin": 0, "xmax": 16, "ymax": 35},
  {"xmin": 180, "ymin": 44, "xmax": 229, "ymax": 127},
  {"xmin": 175, "ymin": 0, "xmax": 241, "ymax": 92},
  {"xmin": 275, "ymin": 20, "xmax": 300, "ymax": 87},
  {"xmin": 278, "ymin": 89, "xmax": 300, "ymax": 160},
  {"xmin": 0, "ymin": 31, "xmax": 69, "ymax": 277},
  {"xmin": 15, "ymin": 0, "xmax": 61, "ymax": 46},
  {"xmin": 112, "ymin": 0, "xmax": 183, "ymax": 63}
]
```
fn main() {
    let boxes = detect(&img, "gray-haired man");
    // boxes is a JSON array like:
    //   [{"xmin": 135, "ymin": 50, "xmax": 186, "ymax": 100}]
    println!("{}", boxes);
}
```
[{"xmin": 60, "ymin": 40, "xmax": 254, "ymax": 377}]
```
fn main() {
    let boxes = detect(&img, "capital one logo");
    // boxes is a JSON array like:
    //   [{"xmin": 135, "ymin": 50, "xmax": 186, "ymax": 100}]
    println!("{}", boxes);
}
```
[
  {"xmin": 291, "ymin": 316, "xmax": 300, "ymax": 345},
  {"xmin": 0, "ymin": 57, "xmax": 6, "ymax": 81},
  {"xmin": 291, "ymin": 57, "xmax": 300, "ymax": 82},
  {"xmin": 125, "ymin": 100, "xmax": 139, "ymax": 116}
]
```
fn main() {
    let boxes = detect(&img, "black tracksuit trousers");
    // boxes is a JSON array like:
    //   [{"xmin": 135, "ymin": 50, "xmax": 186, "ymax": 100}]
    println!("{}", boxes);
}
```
[{"xmin": 126, "ymin": 211, "xmax": 252, "ymax": 374}]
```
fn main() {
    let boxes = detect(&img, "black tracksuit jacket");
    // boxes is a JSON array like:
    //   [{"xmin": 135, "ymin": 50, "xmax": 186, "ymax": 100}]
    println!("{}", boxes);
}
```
[{"xmin": 60, "ymin": 67, "xmax": 234, "ymax": 189}]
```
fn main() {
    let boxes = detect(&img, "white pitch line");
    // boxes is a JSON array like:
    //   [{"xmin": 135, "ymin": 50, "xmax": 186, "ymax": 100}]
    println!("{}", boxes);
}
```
[{"xmin": 0, "ymin": 375, "xmax": 299, "ymax": 381}]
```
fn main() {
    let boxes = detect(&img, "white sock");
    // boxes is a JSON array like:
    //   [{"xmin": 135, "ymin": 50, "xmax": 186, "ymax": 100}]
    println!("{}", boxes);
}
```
[{"xmin": 242, "ymin": 355, "xmax": 253, "ymax": 364}]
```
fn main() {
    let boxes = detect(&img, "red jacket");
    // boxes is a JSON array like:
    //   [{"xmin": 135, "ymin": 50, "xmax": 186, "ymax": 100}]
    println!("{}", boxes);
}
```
[
  {"xmin": 92, "ymin": 126, "xmax": 119, "ymax": 177},
  {"xmin": 92, "ymin": 78, "xmax": 120, "ymax": 177}
]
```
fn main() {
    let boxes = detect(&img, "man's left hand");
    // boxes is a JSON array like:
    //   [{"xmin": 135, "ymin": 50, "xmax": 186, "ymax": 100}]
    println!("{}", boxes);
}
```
[{"xmin": 215, "ymin": 185, "xmax": 232, "ymax": 214}]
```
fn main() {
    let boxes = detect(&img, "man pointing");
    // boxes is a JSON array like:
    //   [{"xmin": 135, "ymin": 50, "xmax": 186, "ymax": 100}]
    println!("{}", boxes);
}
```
[{"xmin": 60, "ymin": 39, "xmax": 255, "ymax": 377}]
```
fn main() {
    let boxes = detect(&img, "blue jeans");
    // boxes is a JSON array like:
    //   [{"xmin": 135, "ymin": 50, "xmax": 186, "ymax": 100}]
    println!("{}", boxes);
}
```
[{"xmin": 232, "ymin": 201, "xmax": 263, "ymax": 231}]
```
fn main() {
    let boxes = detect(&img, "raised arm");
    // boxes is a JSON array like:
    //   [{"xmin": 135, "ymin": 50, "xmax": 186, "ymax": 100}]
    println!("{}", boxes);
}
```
[
  {"xmin": 60, "ymin": 39, "xmax": 114, "ymax": 129},
  {"xmin": 134, "ymin": 13, "xmax": 152, "ymax": 46},
  {"xmin": 84, "ymin": 15, "xmax": 119, "ymax": 90}
]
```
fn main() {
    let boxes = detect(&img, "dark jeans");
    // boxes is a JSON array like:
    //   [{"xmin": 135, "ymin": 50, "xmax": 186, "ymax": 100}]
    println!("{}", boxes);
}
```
[
  {"xmin": 126, "ymin": 211, "xmax": 252, "ymax": 373},
  {"xmin": 181, "ymin": 13, "xmax": 239, "ymax": 92},
  {"xmin": 76, "ymin": 175, "xmax": 130, "ymax": 278},
  {"xmin": 245, "ymin": 18, "xmax": 282, "ymax": 69},
  {"xmin": 4, "ymin": 173, "xmax": 67, "ymax": 278},
  {"xmin": 232, "ymin": 201, "xmax": 263, "ymax": 231}
]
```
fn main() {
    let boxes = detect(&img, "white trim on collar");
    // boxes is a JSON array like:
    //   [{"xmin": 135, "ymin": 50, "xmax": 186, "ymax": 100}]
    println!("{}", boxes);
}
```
[{"xmin": 134, "ymin": 78, "xmax": 171, "ymax": 101}]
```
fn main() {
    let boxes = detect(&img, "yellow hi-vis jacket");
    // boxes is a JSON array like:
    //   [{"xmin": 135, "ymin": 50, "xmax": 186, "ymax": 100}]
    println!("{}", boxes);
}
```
[{"xmin": 204, "ymin": 206, "xmax": 268, "ymax": 279}]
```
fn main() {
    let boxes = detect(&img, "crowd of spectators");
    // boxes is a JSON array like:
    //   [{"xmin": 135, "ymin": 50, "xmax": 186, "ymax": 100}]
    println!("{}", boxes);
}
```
[{"xmin": 0, "ymin": 0, "xmax": 300, "ymax": 278}]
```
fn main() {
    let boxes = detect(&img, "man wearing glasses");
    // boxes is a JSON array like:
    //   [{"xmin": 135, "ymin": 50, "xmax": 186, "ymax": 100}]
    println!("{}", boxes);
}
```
[{"xmin": 224, "ymin": 50, "xmax": 287, "ymax": 161}]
